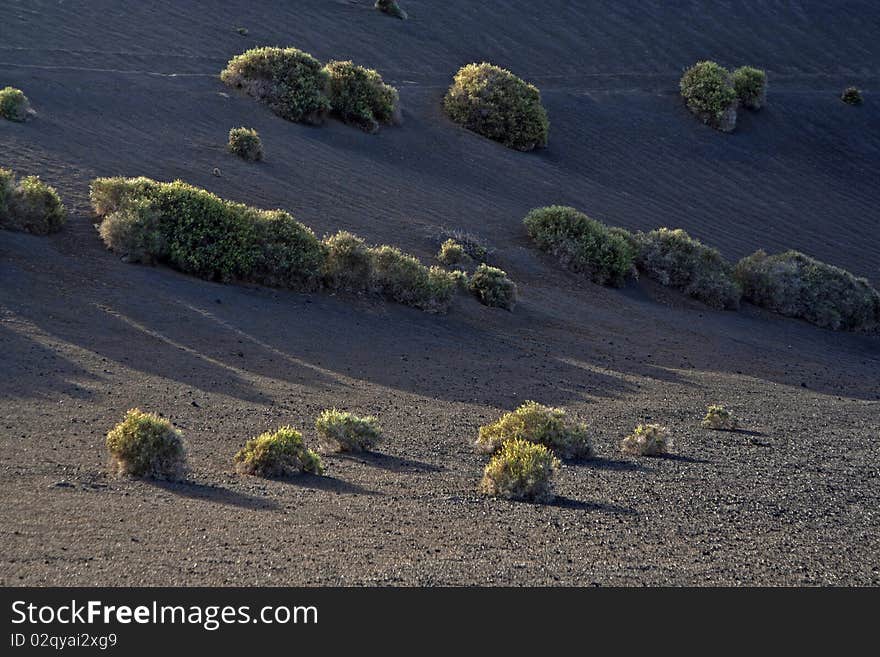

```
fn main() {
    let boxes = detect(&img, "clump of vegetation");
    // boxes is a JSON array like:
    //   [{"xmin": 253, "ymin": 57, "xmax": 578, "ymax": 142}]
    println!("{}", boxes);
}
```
[
  {"xmin": 322, "ymin": 230, "xmax": 372, "ymax": 292},
  {"xmin": 477, "ymin": 401, "xmax": 592, "ymax": 460},
  {"xmin": 368, "ymin": 245, "xmax": 458, "ymax": 313},
  {"xmin": 220, "ymin": 47, "xmax": 331, "ymax": 124},
  {"xmin": 735, "ymin": 250, "xmax": 880, "ymax": 331},
  {"xmin": 375, "ymin": 0, "xmax": 407, "ymax": 19},
  {"xmin": 323, "ymin": 60, "xmax": 399, "ymax": 133},
  {"xmin": 444, "ymin": 62, "xmax": 549, "ymax": 151},
  {"xmin": 523, "ymin": 206, "xmax": 635, "ymax": 286},
  {"xmin": 621, "ymin": 424, "xmax": 672, "ymax": 457},
  {"xmin": 437, "ymin": 228, "xmax": 491, "ymax": 262},
  {"xmin": 679, "ymin": 61, "xmax": 738, "ymax": 132},
  {"xmin": 841, "ymin": 86, "xmax": 863, "ymax": 106},
  {"xmin": 634, "ymin": 228, "xmax": 741, "ymax": 309},
  {"xmin": 732, "ymin": 66, "xmax": 767, "ymax": 110},
  {"xmin": 0, "ymin": 86, "xmax": 33, "ymax": 121},
  {"xmin": 479, "ymin": 438, "xmax": 559, "ymax": 503},
  {"xmin": 234, "ymin": 426, "xmax": 323, "ymax": 477},
  {"xmin": 701, "ymin": 405, "xmax": 738, "ymax": 431},
  {"xmin": 469, "ymin": 264, "xmax": 517, "ymax": 310},
  {"xmin": 0, "ymin": 168, "xmax": 66, "ymax": 235},
  {"xmin": 106, "ymin": 408, "xmax": 186, "ymax": 479},
  {"xmin": 227, "ymin": 127, "xmax": 263, "ymax": 161},
  {"xmin": 315, "ymin": 409, "xmax": 382, "ymax": 452},
  {"xmin": 437, "ymin": 239, "xmax": 471, "ymax": 266}
]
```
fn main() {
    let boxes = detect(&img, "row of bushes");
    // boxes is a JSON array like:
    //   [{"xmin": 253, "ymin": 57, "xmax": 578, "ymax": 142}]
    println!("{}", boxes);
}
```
[
  {"xmin": 220, "ymin": 47, "xmax": 399, "ymax": 134},
  {"xmin": 107, "ymin": 408, "xmax": 382, "ymax": 479},
  {"xmin": 524, "ymin": 205, "xmax": 880, "ymax": 331},
  {"xmin": 679, "ymin": 61, "xmax": 767, "ymax": 132},
  {"xmin": 0, "ymin": 167, "xmax": 66, "ymax": 235},
  {"xmin": 91, "ymin": 176, "xmax": 465, "ymax": 312}
]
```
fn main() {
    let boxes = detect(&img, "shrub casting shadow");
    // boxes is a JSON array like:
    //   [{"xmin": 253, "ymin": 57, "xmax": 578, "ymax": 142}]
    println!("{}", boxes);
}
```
[
  {"xmin": 147, "ymin": 479, "xmax": 279, "ymax": 511},
  {"xmin": 278, "ymin": 473, "xmax": 380, "ymax": 496},
  {"xmin": 549, "ymin": 496, "xmax": 637, "ymax": 515}
]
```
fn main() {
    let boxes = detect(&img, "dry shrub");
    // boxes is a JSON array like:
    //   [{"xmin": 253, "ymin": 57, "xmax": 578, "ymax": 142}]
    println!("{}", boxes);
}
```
[
  {"xmin": 479, "ymin": 438, "xmax": 559, "ymax": 503},
  {"xmin": 315, "ymin": 409, "xmax": 382, "ymax": 452},
  {"xmin": 477, "ymin": 401, "xmax": 592, "ymax": 460},
  {"xmin": 469, "ymin": 263, "xmax": 517, "ymax": 310},
  {"xmin": 234, "ymin": 426, "xmax": 323, "ymax": 477},
  {"xmin": 106, "ymin": 408, "xmax": 186, "ymax": 479},
  {"xmin": 621, "ymin": 423, "xmax": 672, "ymax": 457},
  {"xmin": 701, "ymin": 405, "xmax": 738, "ymax": 431}
]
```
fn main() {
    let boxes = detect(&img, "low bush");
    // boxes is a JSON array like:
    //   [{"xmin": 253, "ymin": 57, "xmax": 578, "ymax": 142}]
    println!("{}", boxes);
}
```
[
  {"xmin": 375, "ymin": 0, "xmax": 407, "ymax": 19},
  {"xmin": 437, "ymin": 239, "xmax": 470, "ymax": 266},
  {"xmin": 227, "ymin": 127, "xmax": 263, "ymax": 161},
  {"xmin": 634, "ymin": 228, "xmax": 741, "ymax": 309},
  {"xmin": 368, "ymin": 245, "xmax": 458, "ymax": 313},
  {"xmin": 0, "ymin": 86, "xmax": 32, "ymax": 121},
  {"xmin": 735, "ymin": 250, "xmax": 880, "ymax": 331},
  {"xmin": 477, "ymin": 401, "xmax": 592, "ymax": 460},
  {"xmin": 444, "ymin": 62, "xmax": 549, "ymax": 151},
  {"xmin": 732, "ymin": 66, "xmax": 767, "ymax": 110},
  {"xmin": 322, "ymin": 230, "xmax": 372, "ymax": 291},
  {"xmin": 679, "ymin": 61, "xmax": 738, "ymax": 132},
  {"xmin": 841, "ymin": 86, "xmax": 863, "ymax": 106},
  {"xmin": 480, "ymin": 438, "xmax": 559, "ymax": 503},
  {"xmin": 234, "ymin": 426, "xmax": 323, "ymax": 477},
  {"xmin": 437, "ymin": 228, "xmax": 491, "ymax": 262},
  {"xmin": 106, "ymin": 408, "xmax": 186, "ymax": 478},
  {"xmin": 469, "ymin": 263, "xmax": 517, "ymax": 310},
  {"xmin": 315, "ymin": 409, "xmax": 382, "ymax": 452},
  {"xmin": 701, "ymin": 405, "xmax": 738, "ymax": 431},
  {"xmin": 523, "ymin": 206, "xmax": 635, "ymax": 286},
  {"xmin": 620, "ymin": 423, "xmax": 672, "ymax": 457},
  {"xmin": 220, "ymin": 47, "xmax": 331, "ymax": 124},
  {"xmin": 0, "ymin": 169, "xmax": 66, "ymax": 235},
  {"xmin": 323, "ymin": 60, "xmax": 399, "ymax": 133}
]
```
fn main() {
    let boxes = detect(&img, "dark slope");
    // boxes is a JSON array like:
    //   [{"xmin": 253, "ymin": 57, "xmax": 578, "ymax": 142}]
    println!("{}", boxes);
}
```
[{"xmin": 1, "ymin": 1, "xmax": 879, "ymax": 585}]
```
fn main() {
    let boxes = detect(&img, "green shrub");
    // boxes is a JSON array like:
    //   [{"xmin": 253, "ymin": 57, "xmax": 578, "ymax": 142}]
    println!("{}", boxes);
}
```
[
  {"xmin": 735, "ymin": 250, "xmax": 880, "ymax": 331},
  {"xmin": 841, "ymin": 86, "xmax": 863, "ymax": 106},
  {"xmin": 322, "ymin": 230, "xmax": 372, "ymax": 291},
  {"xmin": 106, "ymin": 408, "xmax": 186, "ymax": 478},
  {"xmin": 89, "ymin": 176, "xmax": 162, "ymax": 217},
  {"xmin": 634, "ymin": 228, "xmax": 741, "ymax": 309},
  {"xmin": 234, "ymin": 426, "xmax": 323, "ymax": 477},
  {"xmin": 375, "ymin": 0, "xmax": 407, "ymax": 19},
  {"xmin": 477, "ymin": 401, "xmax": 592, "ymax": 460},
  {"xmin": 701, "ymin": 405, "xmax": 738, "ymax": 431},
  {"xmin": 368, "ymin": 245, "xmax": 458, "ymax": 313},
  {"xmin": 323, "ymin": 60, "xmax": 399, "ymax": 133},
  {"xmin": 444, "ymin": 62, "xmax": 549, "ymax": 151},
  {"xmin": 0, "ymin": 170, "xmax": 66, "ymax": 235},
  {"xmin": 0, "ymin": 86, "xmax": 32, "ymax": 121},
  {"xmin": 315, "ymin": 409, "xmax": 382, "ymax": 452},
  {"xmin": 98, "ymin": 198, "xmax": 166, "ymax": 263},
  {"xmin": 523, "ymin": 206, "xmax": 635, "ymax": 286},
  {"xmin": 480, "ymin": 438, "xmax": 559, "ymax": 503},
  {"xmin": 680, "ymin": 61, "xmax": 738, "ymax": 132},
  {"xmin": 227, "ymin": 127, "xmax": 263, "ymax": 161},
  {"xmin": 438, "ymin": 228, "xmax": 490, "ymax": 262},
  {"xmin": 249, "ymin": 209, "xmax": 326, "ymax": 290},
  {"xmin": 220, "ymin": 47, "xmax": 331, "ymax": 124},
  {"xmin": 732, "ymin": 66, "xmax": 767, "ymax": 110},
  {"xmin": 621, "ymin": 423, "xmax": 672, "ymax": 457},
  {"xmin": 437, "ymin": 239, "xmax": 470, "ymax": 266},
  {"xmin": 469, "ymin": 263, "xmax": 517, "ymax": 310}
]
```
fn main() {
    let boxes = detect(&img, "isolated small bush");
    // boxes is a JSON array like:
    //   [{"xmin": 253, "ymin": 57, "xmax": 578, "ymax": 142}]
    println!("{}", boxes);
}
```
[
  {"xmin": 437, "ymin": 239, "xmax": 470, "ymax": 266},
  {"xmin": 477, "ymin": 401, "xmax": 592, "ymax": 460},
  {"xmin": 469, "ymin": 263, "xmax": 517, "ymax": 310},
  {"xmin": 480, "ymin": 438, "xmax": 559, "ymax": 503},
  {"xmin": 635, "ymin": 228, "xmax": 741, "ymax": 309},
  {"xmin": 523, "ymin": 206, "xmax": 635, "ymax": 286},
  {"xmin": 701, "ymin": 405, "xmax": 738, "ymax": 431},
  {"xmin": 841, "ymin": 87, "xmax": 863, "ymax": 106},
  {"xmin": 732, "ymin": 66, "xmax": 767, "ymax": 110},
  {"xmin": 735, "ymin": 250, "xmax": 880, "ymax": 331},
  {"xmin": 316, "ymin": 409, "xmax": 382, "ymax": 452},
  {"xmin": 437, "ymin": 228, "xmax": 491, "ymax": 262},
  {"xmin": 322, "ymin": 230, "xmax": 372, "ymax": 291},
  {"xmin": 227, "ymin": 127, "xmax": 263, "ymax": 161},
  {"xmin": 680, "ymin": 61, "xmax": 738, "ymax": 131},
  {"xmin": 220, "ymin": 47, "xmax": 331, "ymax": 124},
  {"xmin": 323, "ymin": 60, "xmax": 399, "ymax": 133},
  {"xmin": 106, "ymin": 408, "xmax": 185, "ymax": 478},
  {"xmin": 0, "ymin": 170, "xmax": 66, "ymax": 235},
  {"xmin": 621, "ymin": 424, "xmax": 672, "ymax": 457},
  {"xmin": 444, "ymin": 62, "xmax": 549, "ymax": 151},
  {"xmin": 234, "ymin": 426, "xmax": 323, "ymax": 477},
  {"xmin": 0, "ymin": 86, "xmax": 32, "ymax": 121},
  {"xmin": 375, "ymin": 0, "xmax": 407, "ymax": 19},
  {"xmin": 368, "ymin": 245, "xmax": 458, "ymax": 313}
]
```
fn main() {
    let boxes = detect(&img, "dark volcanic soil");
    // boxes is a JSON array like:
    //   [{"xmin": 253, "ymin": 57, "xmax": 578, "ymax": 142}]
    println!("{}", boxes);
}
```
[{"xmin": 1, "ymin": 0, "xmax": 878, "ymax": 585}]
